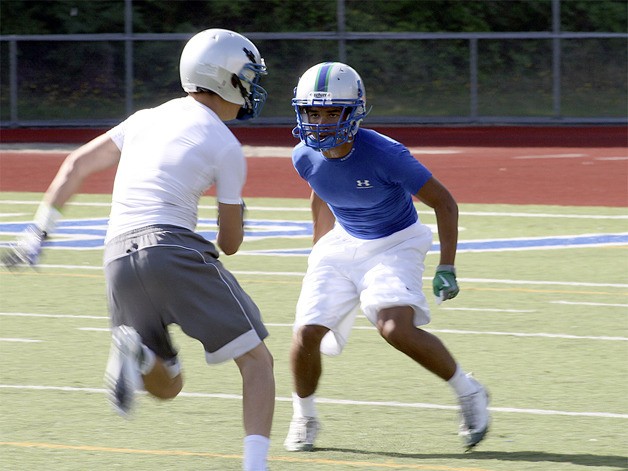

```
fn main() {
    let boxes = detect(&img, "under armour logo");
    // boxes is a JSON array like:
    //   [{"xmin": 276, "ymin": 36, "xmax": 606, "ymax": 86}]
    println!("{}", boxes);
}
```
[{"xmin": 356, "ymin": 180, "xmax": 372, "ymax": 188}]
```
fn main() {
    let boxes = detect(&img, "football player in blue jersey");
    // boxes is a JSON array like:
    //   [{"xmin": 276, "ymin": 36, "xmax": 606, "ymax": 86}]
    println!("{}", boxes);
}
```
[{"xmin": 284, "ymin": 62, "xmax": 490, "ymax": 453}]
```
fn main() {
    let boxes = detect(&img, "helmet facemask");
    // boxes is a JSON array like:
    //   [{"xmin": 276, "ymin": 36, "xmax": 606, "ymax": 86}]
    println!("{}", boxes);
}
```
[
  {"xmin": 293, "ymin": 100, "xmax": 366, "ymax": 151},
  {"xmin": 235, "ymin": 61, "xmax": 268, "ymax": 120}
]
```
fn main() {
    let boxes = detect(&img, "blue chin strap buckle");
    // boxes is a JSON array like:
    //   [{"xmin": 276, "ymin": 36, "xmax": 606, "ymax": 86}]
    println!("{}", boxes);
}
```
[{"xmin": 305, "ymin": 134, "xmax": 339, "ymax": 151}]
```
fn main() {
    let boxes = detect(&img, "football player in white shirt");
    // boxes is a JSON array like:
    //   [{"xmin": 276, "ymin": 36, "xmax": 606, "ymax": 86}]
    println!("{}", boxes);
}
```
[{"xmin": 3, "ymin": 29, "xmax": 274, "ymax": 471}]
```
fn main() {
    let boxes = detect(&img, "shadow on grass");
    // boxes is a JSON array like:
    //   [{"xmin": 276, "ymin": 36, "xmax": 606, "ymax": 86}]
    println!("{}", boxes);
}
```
[{"xmin": 316, "ymin": 448, "xmax": 628, "ymax": 470}]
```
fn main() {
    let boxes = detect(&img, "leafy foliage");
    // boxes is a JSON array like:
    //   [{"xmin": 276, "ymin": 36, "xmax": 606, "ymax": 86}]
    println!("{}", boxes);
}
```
[{"xmin": 0, "ymin": 0, "xmax": 625, "ymax": 123}]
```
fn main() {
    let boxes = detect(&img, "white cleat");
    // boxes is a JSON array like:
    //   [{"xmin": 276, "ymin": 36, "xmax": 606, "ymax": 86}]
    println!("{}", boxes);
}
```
[
  {"xmin": 284, "ymin": 416, "xmax": 320, "ymax": 452},
  {"xmin": 104, "ymin": 325, "xmax": 143, "ymax": 417},
  {"xmin": 458, "ymin": 375, "xmax": 490, "ymax": 450}
]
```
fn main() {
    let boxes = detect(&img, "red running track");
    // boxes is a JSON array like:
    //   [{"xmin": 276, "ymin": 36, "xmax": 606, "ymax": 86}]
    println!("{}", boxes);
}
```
[{"xmin": 1, "ymin": 126, "xmax": 626, "ymax": 207}]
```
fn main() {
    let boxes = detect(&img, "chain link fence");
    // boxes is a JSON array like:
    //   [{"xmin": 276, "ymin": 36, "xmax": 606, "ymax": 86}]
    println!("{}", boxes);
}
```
[{"xmin": 1, "ymin": 3, "xmax": 626, "ymax": 127}]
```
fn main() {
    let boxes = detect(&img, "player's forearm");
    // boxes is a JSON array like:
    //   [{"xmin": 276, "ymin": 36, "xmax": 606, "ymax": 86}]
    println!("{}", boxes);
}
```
[{"xmin": 434, "ymin": 206, "xmax": 458, "ymax": 265}]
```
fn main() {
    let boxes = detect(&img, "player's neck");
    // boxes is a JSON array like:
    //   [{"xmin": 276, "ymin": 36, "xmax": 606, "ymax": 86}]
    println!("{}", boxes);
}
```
[
  {"xmin": 322, "ymin": 141, "xmax": 353, "ymax": 159},
  {"xmin": 189, "ymin": 92, "xmax": 239, "ymax": 121}
]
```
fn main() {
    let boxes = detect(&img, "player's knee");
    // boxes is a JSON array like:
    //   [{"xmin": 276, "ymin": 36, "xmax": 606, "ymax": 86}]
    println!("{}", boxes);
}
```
[
  {"xmin": 376, "ymin": 307, "xmax": 414, "ymax": 345},
  {"xmin": 377, "ymin": 317, "xmax": 399, "ymax": 342}
]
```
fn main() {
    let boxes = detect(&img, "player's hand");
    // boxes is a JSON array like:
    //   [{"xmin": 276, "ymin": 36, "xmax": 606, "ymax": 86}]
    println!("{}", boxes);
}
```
[
  {"xmin": 1, "ymin": 225, "xmax": 47, "ymax": 269},
  {"xmin": 433, "ymin": 265, "xmax": 459, "ymax": 305}
]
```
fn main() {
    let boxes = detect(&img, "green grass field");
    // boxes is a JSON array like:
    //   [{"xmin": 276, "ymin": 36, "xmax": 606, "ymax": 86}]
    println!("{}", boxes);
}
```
[{"xmin": 1, "ymin": 192, "xmax": 627, "ymax": 471}]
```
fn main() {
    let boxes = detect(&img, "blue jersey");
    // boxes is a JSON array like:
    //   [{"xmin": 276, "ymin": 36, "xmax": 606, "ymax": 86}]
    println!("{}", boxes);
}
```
[{"xmin": 292, "ymin": 128, "xmax": 433, "ymax": 239}]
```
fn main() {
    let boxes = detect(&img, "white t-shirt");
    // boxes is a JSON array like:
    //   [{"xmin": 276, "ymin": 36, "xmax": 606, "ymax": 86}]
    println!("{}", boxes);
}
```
[{"xmin": 105, "ymin": 96, "xmax": 245, "ymax": 241}]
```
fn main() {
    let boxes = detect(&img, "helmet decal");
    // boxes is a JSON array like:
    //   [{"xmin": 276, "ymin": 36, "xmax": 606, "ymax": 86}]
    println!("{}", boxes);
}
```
[
  {"xmin": 314, "ymin": 62, "xmax": 334, "ymax": 92},
  {"xmin": 243, "ymin": 47, "xmax": 257, "ymax": 63}
]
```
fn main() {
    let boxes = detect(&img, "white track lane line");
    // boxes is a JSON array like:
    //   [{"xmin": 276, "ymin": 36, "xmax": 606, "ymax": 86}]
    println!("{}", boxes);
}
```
[{"xmin": 0, "ymin": 384, "xmax": 625, "ymax": 419}]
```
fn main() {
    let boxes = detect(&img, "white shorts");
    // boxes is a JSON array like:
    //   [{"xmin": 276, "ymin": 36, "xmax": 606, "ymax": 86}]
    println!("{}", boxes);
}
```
[{"xmin": 294, "ymin": 221, "xmax": 433, "ymax": 356}]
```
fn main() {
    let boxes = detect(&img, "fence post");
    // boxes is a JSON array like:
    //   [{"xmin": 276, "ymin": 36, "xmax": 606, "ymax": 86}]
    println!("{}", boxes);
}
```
[
  {"xmin": 124, "ymin": 0, "xmax": 134, "ymax": 117},
  {"xmin": 337, "ymin": 0, "xmax": 347, "ymax": 63},
  {"xmin": 552, "ymin": 0, "xmax": 562, "ymax": 118},
  {"xmin": 9, "ymin": 38, "xmax": 18, "ymax": 125},
  {"xmin": 469, "ymin": 37, "xmax": 478, "ymax": 121}
]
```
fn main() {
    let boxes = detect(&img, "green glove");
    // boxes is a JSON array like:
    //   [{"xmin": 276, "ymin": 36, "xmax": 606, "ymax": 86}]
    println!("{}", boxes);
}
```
[{"xmin": 433, "ymin": 265, "xmax": 459, "ymax": 304}]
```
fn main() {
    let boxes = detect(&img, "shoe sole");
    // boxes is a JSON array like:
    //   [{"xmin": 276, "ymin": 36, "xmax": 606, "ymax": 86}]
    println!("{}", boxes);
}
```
[
  {"xmin": 284, "ymin": 443, "xmax": 315, "ymax": 452},
  {"xmin": 462, "ymin": 388, "xmax": 490, "ymax": 451},
  {"xmin": 464, "ymin": 425, "xmax": 489, "ymax": 451}
]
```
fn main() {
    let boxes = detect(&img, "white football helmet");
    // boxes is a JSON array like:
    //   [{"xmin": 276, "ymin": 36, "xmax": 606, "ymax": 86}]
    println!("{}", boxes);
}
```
[
  {"xmin": 292, "ymin": 62, "xmax": 368, "ymax": 150},
  {"xmin": 180, "ymin": 28, "xmax": 267, "ymax": 120}
]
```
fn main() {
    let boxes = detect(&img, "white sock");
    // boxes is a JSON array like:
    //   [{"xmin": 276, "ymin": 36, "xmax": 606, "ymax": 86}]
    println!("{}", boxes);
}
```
[
  {"xmin": 243, "ymin": 434, "xmax": 269, "ymax": 471},
  {"xmin": 447, "ymin": 365, "xmax": 477, "ymax": 397},
  {"xmin": 139, "ymin": 345, "xmax": 156, "ymax": 375},
  {"xmin": 292, "ymin": 392, "xmax": 317, "ymax": 418}
]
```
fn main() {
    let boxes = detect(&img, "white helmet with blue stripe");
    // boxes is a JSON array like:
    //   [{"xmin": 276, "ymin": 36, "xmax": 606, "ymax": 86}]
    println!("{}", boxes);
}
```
[{"xmin": 292, "ymin": 62, "xmax": 368, "ymax": 150}]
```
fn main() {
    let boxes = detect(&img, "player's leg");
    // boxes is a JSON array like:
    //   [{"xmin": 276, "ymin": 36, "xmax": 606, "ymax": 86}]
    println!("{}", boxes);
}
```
[
  {"xmin": 285, "ymin": 228, "xmax": 360, "ymax": 451},
  {"xmin": 375, "ymin": 306, "xmax": 490, "ymax": 449},
  {"xmin": 150, "ymin": 230, "xmax": 274, "ymax": 470},
  {"xmin": 141, "ymin": 356, "xmax": 182, "ymax": 399},
  {"xmin": 285, "ymin": 291, "xmax": 358, "ymax": 451},
  {"xmin": 360, "ymin": 224, "xmax": 489, "ymax": 449},
  {"xmin": 234, "ymin": 341, "xmax": 274, "ymax": 471},
  {"xmin": 104, "ymin": 322, "xmax": 183, "ymax": 413},
  {"xmin": 234, "ymin": 342, "xmax": 275, "ymax": 437},
  {"xmin": 290, "ymin": 324, "xmax": 329, "ymax": 397},
  {"xmin": 104, "ymin": 229, "xmax": 185, "ymax": 415},
  {"xmin": 376, "ymin": 306, "xmax": 456, "ymax": 379}
]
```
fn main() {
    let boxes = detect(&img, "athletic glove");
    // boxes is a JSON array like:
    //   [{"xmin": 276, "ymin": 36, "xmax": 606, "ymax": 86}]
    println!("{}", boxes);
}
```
[
  {"xmin": 433, "ymin": 264, "xmax": 460, "ymax": 305},
  {"xmin": 1, "ymin": 204, "xmax": 60, "ymax": 270},
  {"xmin": 1, "ymin": 224, "xmax": 47, "ymax": 268}
]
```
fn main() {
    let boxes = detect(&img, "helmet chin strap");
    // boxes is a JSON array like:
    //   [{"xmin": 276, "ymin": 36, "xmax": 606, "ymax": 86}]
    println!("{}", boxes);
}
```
[{"xmin": 305, "ymin": 134, "xmax": 337, "ymax": 151}]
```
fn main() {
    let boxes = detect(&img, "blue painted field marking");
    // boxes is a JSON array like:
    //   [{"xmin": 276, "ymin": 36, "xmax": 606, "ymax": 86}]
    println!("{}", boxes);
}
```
[
  {"xmin": 245, "ymin": 233, "xmax": 628, "ymax": 256},
  {"xmin": 0, "ymin": 218, "xmax": 626, "ymax": 254},
  {"xmin": 0, "ymin": 218, "xmax": 313, "ymax": 249}
]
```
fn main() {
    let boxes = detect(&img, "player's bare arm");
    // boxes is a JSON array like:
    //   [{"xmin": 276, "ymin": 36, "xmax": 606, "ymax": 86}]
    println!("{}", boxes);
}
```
[
  {"xmin": 43, "ymin": 134, "xmax": 122, "ymax": 210},
  {"xmin": 310, "ymin": 191, "xmax": 335, "ymax": 244},
  {"xmin": 415, "ymin": 176, "xmax": 459, "ymax": 266},
  {"xmin": 216, "ymin": 202, "xmax": 245, "ymax": 255}
]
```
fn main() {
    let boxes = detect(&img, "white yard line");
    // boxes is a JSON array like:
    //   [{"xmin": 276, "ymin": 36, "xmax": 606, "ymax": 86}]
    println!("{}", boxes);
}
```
[
  {"xmin": 0, "ymin": 384, "xmax": 625, "ymax": 419},
  {"xmin": 513, "ymin": 153, "xmax": 588, "ymax": 159},
  {"xmin": 551, "ymin": 300, "xmax": 628, "ymax": 308},
  {"xmin": 440, "ymin": 307, "xmax": 535, "ymax": 312},
  {"xmin": 26, "ymin": 266, "xmax": 628, "ymax": 289},
  {"xmin": 0, "ymin": 312, "xmax": 107, "ymax": 319},
  {"xmin": 2, "ymin": 313, "xmax": 625, "ymax": 341},
  {"xmin": 71, "ymin": 325, "xmax": 628, "ymax": 341}
]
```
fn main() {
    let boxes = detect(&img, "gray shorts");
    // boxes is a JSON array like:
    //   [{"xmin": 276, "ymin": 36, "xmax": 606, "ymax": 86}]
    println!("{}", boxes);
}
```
[{"xmin": 103, "ymin": 225, "xmax": 268, "ymax": 364}]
